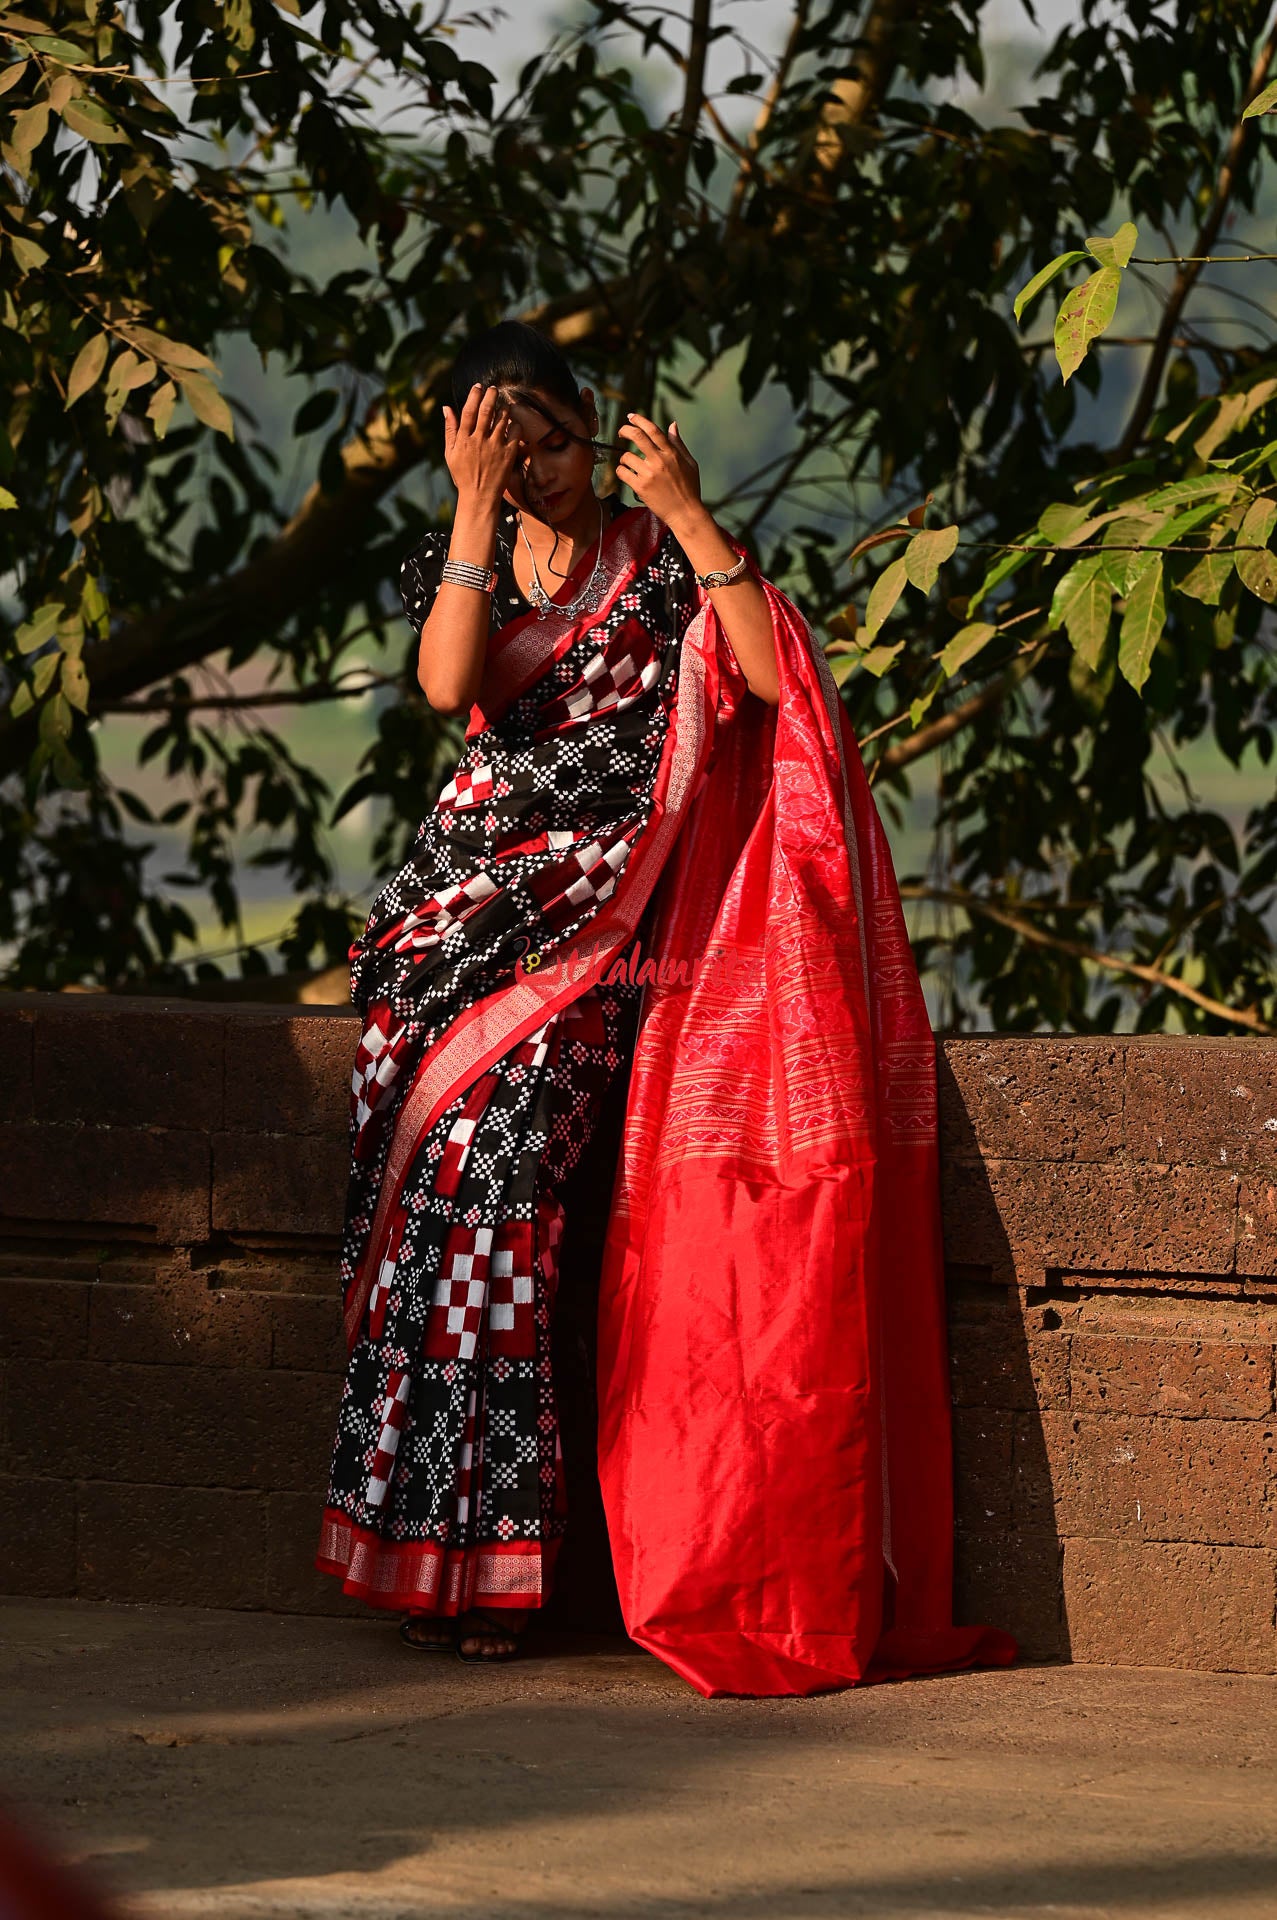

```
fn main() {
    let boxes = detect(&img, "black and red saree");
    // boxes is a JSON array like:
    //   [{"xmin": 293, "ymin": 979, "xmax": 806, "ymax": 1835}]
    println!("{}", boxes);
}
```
[{"xmin": 317, "ymin": 499, "xmax": 1015, "ymax": 1697}]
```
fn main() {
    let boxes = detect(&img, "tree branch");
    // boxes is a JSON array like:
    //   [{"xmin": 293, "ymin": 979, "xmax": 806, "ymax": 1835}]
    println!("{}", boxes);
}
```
[
  {"xmin": 902, "ymin": 883, "xmax": 1276, "ymax": 1035},
  {"xmin": 872, "ymin": 643, "xmax": 1046, "ymax": 774},
  {"xmin": 0, "ymin": 15, "xmax": 907, "ymax": 747},
  {"xmin": 1114, "ymin": 10, "xmax": 1277, "ymax": 463}
]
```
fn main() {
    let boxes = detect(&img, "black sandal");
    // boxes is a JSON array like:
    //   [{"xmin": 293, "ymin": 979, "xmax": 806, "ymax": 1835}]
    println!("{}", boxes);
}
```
[
  {"xmin": 454, "ymin": 1607, "xmax": 525, "ymax": 1664},
  {"xmin": 399, "ymin": 1613, "xmax": 456, "ymax": 1655}
]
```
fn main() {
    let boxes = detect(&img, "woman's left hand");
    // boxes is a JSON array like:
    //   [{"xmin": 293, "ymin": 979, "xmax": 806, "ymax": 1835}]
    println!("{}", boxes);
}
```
[{"xmin": 616, "ymin": 414, "xmax": 703, "ymax": 531}]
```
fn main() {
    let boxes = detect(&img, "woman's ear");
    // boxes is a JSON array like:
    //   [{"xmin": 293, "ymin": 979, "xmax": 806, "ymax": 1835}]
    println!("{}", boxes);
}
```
[{"xmin": 579, "ymin": 385, "xmax": 599, "ymax": 436}]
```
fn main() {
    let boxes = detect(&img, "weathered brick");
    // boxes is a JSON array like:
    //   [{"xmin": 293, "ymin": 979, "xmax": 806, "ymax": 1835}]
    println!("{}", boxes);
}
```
[
  {"xmin": 269, "ymin": 1294, "xmax": 344, "ymax": 1373},
  {"xmin": 1071, "ymin": 1333, "xmax": 1273, "ymax": 1420},
  {"xmin": 34, "ymin": 998, "xmax": 224, "ymax": 1131},
  {"xmin": 77, "ymin": 1481, "xmax": 267, "ymax": 1608},
  {"xmin": 0, "ymin": 1474, "xmax": 75, "ymax": 1595},
  {"xmin": 223, "ymin": 1010, "xmax": 357, "ymax": 1137},
  {"xmin": 939, "ymin": 1159, "xmax": 1016, "ymax": 1277},
  {"xmin": 955, "ymin": 1529, "xmax": 1065, "ymax": 1661},
  {"xmin": 939, "ymin": 1037, "xmax": 1124, "ymax": 1164},
  {"xmin": 1063, "ymin": 1538, "xmax": 1277, "ymax": 1672},
  {"xmin": 1036, "ymin": 1410, "xmax": 1277, "ymax": 1548},
  {"xmin": 0, "ymin": 1278, "xmax": 89, "ymax": 1361},
  {"xmin": 7, "ymin": 1361, "xmax": 340, "ymax": 1495},
  {"xmin": 1125, "ymin": 1039, "xmax": 1277, "ymax": 1170},
  {"xmin": 0, "ymin": 1124, "xmax": 210, "ymax": 1241},
  {"xmin": 193, "ymin": 1238, "xmax": 341, "ymax": 1295},
  {"xmin": 950, "ymin": 1321, "xmax": 1069, "ymax": 1412},
  {"xmin": 264, "ymin": 1490, "xmax": 365, "ymax": 1615},
  {"xmin": 1236, "ymin": 1173, "xmax": 1277, "ymax": 1277},
  {"xmin": 0, "ymin": 1000, "xmax": 35, "ymax": 1125},
  {"xmin": 212, "ymin": 1133, "xmax": 348, "ymax": 1237},
  {"xmin": 962, "ymin": 1161, "xmax": 1237, "ymax": 1283},
  {"xmin": 89, "ymin": 1279, "xmax": 274, "ymax": 1370},
  {"xmin": 952, "ymin": 1408, "xmax": 1014, "ymax": 1530}
]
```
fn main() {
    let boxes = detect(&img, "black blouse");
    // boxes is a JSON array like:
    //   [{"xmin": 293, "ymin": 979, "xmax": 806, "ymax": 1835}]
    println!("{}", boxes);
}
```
[{"xmin": 399, "ymin": 497, "xmax": 627, "ymax": 637}]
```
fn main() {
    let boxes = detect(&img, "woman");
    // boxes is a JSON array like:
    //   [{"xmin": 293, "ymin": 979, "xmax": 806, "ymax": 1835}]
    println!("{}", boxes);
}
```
[{"xmin": 316, "ymin": 319, "xmax": 1014, "ymax": 1695}]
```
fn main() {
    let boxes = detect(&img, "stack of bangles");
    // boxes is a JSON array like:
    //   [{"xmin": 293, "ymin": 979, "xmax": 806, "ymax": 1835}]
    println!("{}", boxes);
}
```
[{"xmin": 440, "ymin": 558, "xmax": 497, "ymax": 594}]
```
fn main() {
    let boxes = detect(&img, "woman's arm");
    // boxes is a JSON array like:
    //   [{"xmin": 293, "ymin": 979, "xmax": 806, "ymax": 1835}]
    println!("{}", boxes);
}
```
[
  {"xmin": 417, "ymin": 385, "xmax": 522, "ymax": 717},
  {"xmin": 616, "ymin": 414, "xmax": 780, "ymax": 707}
]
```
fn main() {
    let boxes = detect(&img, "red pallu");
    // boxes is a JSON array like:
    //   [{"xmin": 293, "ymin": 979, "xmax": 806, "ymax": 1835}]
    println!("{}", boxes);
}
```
[{"xmin": 595, "ymin": 574, "xmax": 1017, "ymax": 1698}]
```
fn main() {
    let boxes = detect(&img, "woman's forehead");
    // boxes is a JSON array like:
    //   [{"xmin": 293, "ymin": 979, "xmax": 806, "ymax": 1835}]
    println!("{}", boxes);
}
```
[{"xmin": 501, "ymin": 387, "xmax": 581, "ymax": 436}]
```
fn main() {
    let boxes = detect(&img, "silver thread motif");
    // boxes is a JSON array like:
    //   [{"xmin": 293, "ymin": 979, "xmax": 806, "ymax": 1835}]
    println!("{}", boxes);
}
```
[{"xmin": 517, "ymin": 496, "xmax": 606, "ymax": 621}]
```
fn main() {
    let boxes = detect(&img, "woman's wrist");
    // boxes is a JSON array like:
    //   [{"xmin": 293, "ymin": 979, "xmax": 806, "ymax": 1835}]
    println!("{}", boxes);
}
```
[
  {"xmin": 448, "ymin": 492, "xmax": 501, "ymax": 568},
  {"xmin": 668, "ymin": 502, "xmax": 740, "ymax": 574}
]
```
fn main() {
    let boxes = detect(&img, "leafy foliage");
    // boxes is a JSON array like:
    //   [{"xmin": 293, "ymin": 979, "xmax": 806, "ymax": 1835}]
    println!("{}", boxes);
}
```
[{"xmin": 4, "ymin": 0, "xmax": 1277, "ymax": 1036}]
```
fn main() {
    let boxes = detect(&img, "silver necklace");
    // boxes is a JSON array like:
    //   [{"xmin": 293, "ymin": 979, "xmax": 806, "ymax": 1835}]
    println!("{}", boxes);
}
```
[{"xmin": 516, "ymin": 496, "xmax": 606, "ymax": 621}]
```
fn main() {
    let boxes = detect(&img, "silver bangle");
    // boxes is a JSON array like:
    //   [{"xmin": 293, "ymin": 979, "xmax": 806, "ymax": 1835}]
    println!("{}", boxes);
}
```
[
  {"xmin": 694, "ymin": 554, "xmax": 749, "ymax": 589},
  {"xmin": 441, "ymin": 558, "xmax": 496, "ymax": 594}
]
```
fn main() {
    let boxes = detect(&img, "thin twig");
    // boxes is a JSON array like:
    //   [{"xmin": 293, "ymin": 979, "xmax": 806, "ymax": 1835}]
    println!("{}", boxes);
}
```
[{"xmin": 900, "ymin": 884, "xmax": 1275, "ymax": 1035}]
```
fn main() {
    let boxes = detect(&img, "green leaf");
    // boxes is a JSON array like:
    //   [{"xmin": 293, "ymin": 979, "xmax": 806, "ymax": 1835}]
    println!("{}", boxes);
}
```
[
  {"xmin": 1100, "ymin": 513, "xmax": 1166, "ymax": 595},
  {"xmin": 147, "ymin": 379, "xmax": 177, "ymax": 440},
  {"xmin": 31, "ymin": 648, "xmax": 60, "ymax": 698},
  {"xmin": 1050, "ymin": 553, "xmax": 1111, "ymax": 670},
  {"xmin": 937, "ymin": 621, "xmax": 997, "ymax": 677},
  {"xmin": 1243, "ymin": 78, "xmax": 1277, "ymax": 119},
  {"xmin": 8, "ymin": 680, "xmax": 33, "ymax": 718},
  {"xmin": 966, "ymin": 541, "xmax": 1038, "ymax": 612},
  {"xmin": 9, "ymin": 100, "xmax": 48, "ymax": 155},
  {"xmin": 1037, "ymin": 501, "xmax": 1093, "ymax": 543},
  {"xmin": 1012, "ymin": 249, "xmax": 1088, "ymax": 325},
  {"xmin": 1117, "ymin": 557, "xmax": 1166, "ymax": 693},
  {"xmin": 123, "ymin": 325, "xmax": 215, "ymax": 373},
  {"xmin": 61, "ymin": 652, "xmax": 89, "ymax": 712},
  {"xmin": 902, "ymin": 524, "xmax": 958, "ymax": 594},
  {"xmin": 27, "ymin": 34, "xmax": 88, "ymax": 62},
  {"xmin": 177, "ymin": 371, "xmax": 234, "ymax": 439},
  {"xmin": 65, "ymin": 332, "xmax": 109, "ymax": 408},
  {"xmin": 1235, "ymin": 496, "xmax": 1277, "ymax": 603},
  {"xmin": 61, "ymin": 97, "xmax": 127, "ymax": 143},
  {"xmin": 858, "ymin": 642, "xmax": 904, "ymax": 678},
  {"xmin": 1194, "ymin": 392, "xmax": 1247, "ymax": 463},
  {"xmin": 15, "ymin": 602, "xmax": 60, "ymax": 654},
  {"xmin": 1054, "ymin": 267, "xmax": 1122, "ymax": 383},
  {"xmin": 0, "ymin": 487, "xmax": 16, "ymax": 509},
  {"xmin": 864, "ymin": 556, "xmax": 909, "ymax": 639},
  {"xmin": 1178, "ymin": 550, "xmax": 1234, "ymax": 605},
  {"xmin": 1085, "ymin": 221, "xmax": 1137, "ymax": 269},
  {"xmin": 0, "ymin": 61, "xmax": 29, "ymax": 98},
  {"xmin": 909, "ymin": 671, "xmax": 944, "ymax": 727},
  {"xmin": 9, "ymin": 231, "xmax": 46, "ymax": 273},
  {"xmin": 1145, "ymin": 474, "xmax": 1240, "ymax": 510}
]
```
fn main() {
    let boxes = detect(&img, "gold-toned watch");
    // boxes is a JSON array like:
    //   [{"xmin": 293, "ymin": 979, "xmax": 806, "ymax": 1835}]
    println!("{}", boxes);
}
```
[{"xmin": 694, "ymin": 555, "xmax": 749, "ymax": 589}]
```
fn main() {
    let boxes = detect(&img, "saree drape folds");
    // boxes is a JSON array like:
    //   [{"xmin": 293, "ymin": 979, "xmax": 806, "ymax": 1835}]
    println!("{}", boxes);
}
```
[
  {"xmin": 595, "ymin": 577, "xmax": 1017, "ymax": 1699},
  {"xmin": 318, "ymin": 501, "xmax": 1013, "ymax": 1693}
]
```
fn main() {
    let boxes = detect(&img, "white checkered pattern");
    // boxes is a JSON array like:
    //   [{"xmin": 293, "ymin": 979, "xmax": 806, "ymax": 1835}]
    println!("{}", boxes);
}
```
[
  {"xmin": 438, "ymin": 762, "xmax": 495, "ymax": 809},
  {"xmin": 365, "ymin": 1370, "xmax": 411, "ymax": 1509},
  {"xmin": 393, "ymin": 871, "xmax": 500, "ymax": 952}
]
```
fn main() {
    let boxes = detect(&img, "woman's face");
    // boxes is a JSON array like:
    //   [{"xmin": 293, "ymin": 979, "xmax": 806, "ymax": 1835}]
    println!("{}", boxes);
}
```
[{"xmin": 500, "ymin": 384, "xmax": 598, "ymax": 527}]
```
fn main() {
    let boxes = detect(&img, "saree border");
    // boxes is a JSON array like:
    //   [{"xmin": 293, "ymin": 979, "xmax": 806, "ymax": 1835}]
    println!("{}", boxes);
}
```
[
  {"xmin": 470, "ymin": 506, "xmax": 663, "ymax": 728},
  {"xmin": 317, "ymin": 1506, "xmax": 559, "ymax": 1612},
  {"xmin": 344, "ymin": 590, "xmax": 720, "ymax": 1352}
]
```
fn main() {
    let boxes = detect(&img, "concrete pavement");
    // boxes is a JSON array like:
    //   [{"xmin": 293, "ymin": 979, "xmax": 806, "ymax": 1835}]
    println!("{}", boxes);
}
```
[{"xmin": 2, "ymin": 1599, "xmax": 1276, "ymax": 1919}]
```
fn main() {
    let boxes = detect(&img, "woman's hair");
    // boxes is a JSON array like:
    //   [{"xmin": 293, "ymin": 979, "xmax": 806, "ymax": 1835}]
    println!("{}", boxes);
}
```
[
  {"xmin": 449, "ymin": 319, "xmax": 619, "ymax": 455},
  {"xmin": 450, "ymin": 319, "xmax": 582, "ymax": 416}
]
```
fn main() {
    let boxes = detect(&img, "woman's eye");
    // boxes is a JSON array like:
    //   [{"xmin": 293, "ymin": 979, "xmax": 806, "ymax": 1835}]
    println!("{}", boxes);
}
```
[{"xmin": 544, "ymin": 436, "xmax": 570, "ymax": 452}]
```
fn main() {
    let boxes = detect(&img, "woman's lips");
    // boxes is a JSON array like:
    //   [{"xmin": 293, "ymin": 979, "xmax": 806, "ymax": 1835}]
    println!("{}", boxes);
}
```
[{"xmin": 537, "ymin": 490, "xmax": 568, "ymax": 509}]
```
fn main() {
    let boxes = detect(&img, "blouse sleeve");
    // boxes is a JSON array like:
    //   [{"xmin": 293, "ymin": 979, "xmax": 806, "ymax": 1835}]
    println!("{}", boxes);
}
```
[{"xmin": 400, "ymin": 530, "xmax": 448, "ymax": 637}]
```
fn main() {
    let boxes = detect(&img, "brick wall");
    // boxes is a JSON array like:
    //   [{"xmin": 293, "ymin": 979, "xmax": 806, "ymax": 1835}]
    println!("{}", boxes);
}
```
[{"xmin": 2, "ymin": 995, "xmax": 1274, "ymax": 1670}]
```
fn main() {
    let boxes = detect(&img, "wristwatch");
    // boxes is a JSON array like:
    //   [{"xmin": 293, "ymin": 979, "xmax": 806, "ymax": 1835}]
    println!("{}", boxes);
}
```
[{"xmin": 694, "ymin": 555, "xmax": 749, "ymax": 589}]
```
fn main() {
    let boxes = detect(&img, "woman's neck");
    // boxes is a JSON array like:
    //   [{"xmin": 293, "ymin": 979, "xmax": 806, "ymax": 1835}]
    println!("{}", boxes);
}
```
[{"xmin": 516, "ymin": 491, "xmax": 605, "ymax": 573}]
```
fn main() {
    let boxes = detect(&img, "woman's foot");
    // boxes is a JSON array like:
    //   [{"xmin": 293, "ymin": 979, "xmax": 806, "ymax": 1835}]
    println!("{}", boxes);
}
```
[
  {"xmin": 455, "ymin": 1606, "xmax": 528, "ymax": 1662},
  {"xmin": 399, "ymin": 1613, "xmax": 455, "ymax": 1654}
]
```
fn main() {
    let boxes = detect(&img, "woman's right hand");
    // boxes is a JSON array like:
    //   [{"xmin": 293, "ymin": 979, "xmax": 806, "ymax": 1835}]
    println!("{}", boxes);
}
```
[{"xmin": 442, "ymin": 383, "xmax": 522, "ymax": 510}]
